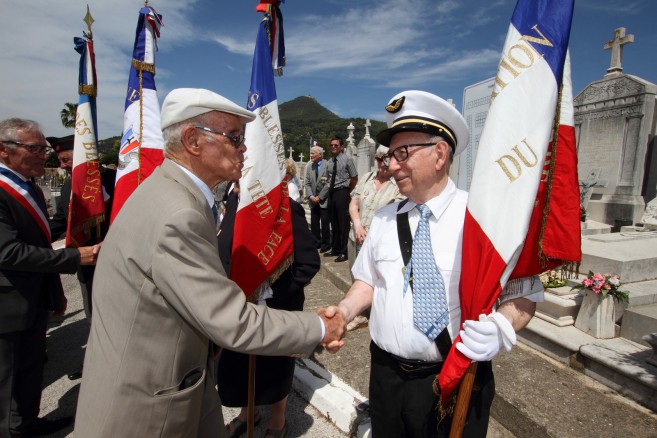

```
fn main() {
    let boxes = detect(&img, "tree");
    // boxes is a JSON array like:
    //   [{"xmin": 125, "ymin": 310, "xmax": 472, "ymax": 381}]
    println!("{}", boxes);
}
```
[{"xmin": 60, "ymin": 102, "xmax": 77, "ymax": 129}]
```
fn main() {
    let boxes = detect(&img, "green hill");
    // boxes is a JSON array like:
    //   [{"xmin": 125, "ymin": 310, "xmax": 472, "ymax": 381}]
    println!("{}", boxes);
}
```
[
  {"xmin": 84, "ymin": 96, "xmax": 384, "ymax": 164},
  {"xmin": 279, "ymin": 95, "xmax": 386, "ymax": 160}
]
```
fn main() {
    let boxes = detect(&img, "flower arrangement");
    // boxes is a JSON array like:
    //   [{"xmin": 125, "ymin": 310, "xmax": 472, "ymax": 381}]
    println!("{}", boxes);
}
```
[
  {"xmin": 572, "ymin": 271, "xmax": 629, "ymax": 303},
  {"xmin": 540, "ymin": 270, "xmax": 567, "ymax": 288}
]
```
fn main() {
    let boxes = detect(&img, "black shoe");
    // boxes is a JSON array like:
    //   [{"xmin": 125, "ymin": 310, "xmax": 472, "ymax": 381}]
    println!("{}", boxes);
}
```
[
  {"xmin": 335, "ymin": 254, "xmax": 348, "ymax": 263},
  {"xmin": 323, "ymin": 251, "xmax": 339, "ymax": 257},
  {"xmin": 68, "ymin": 369, "xmax": 82, "ymax": 380},
  {"xmin": 13, "ymin": 417, "xmax": 74, "ymax": 437},
  {"xmin": 319, "ymin": 246, "xmax": 331, "ymax": 253}
]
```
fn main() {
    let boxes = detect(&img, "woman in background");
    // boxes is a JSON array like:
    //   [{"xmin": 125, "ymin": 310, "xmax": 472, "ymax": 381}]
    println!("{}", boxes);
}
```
[{"xmin": 216, "ymin": 186, "xmax": 319, "ymax": 438}]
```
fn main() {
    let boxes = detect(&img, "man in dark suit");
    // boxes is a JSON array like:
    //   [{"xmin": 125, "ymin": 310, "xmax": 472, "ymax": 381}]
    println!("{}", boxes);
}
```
[
  {"xmin": 303, "ymin": 145, "xmax": 330, "ymax": 252},
  {"xmin": 0, "ymin": 118, "xmax": 100, "ymax": 437},
  {"xmin": 320, "ymin": 136, "xmax": 358, "ymax": 262},
  {"xmin": 47, "ymin": 134, "xmax": 116, "ymax": 380}
]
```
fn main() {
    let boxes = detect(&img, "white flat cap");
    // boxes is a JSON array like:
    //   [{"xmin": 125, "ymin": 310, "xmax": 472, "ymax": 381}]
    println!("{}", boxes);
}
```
[
  {"xmin": 376, "ymin": 90, "xmax": 469, "ymax": 156},
  {"xmin": 160, "ymin": 88, "xmax": 256, "ymax": 130}
]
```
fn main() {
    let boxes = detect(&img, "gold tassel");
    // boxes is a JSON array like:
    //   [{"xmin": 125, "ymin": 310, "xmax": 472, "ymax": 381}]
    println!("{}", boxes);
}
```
[
  {"xmin": 78, "ymin": 84, "xmax": 97, "ymax": 98},
  {"xmin": 432, "ymin": 377, "xmax": 457, "ymax": 426},
  {"xmin": 132, "ymin": 59, "xmax": 156, "ymax": 75}
]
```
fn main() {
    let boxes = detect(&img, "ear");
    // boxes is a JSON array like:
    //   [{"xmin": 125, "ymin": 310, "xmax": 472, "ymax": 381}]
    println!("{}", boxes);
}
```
[
  {"xmin": 180, "ymin": 125, "xmax": 202, "ymax": 157},
  {"xmin": 434, "ymin": 140, "xmax": 450, "ymax": 171}
]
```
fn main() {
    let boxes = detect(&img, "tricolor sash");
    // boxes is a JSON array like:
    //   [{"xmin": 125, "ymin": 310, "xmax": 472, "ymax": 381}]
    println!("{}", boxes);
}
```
[{"xmin": 0, "ymin": 168, "xmax": 51, "ymax": 242}]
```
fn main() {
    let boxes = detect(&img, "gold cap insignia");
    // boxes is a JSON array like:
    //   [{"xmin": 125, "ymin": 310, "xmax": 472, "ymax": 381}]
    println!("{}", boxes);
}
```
[{"xmin": 386, "ymin": 96, "xmax": 405, "ymax": 113}]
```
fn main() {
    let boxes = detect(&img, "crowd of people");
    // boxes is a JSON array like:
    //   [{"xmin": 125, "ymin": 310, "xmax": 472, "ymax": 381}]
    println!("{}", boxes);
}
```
[{"xmin": 0, "ymin": 87, "xmax": 542, "ymax": 437}]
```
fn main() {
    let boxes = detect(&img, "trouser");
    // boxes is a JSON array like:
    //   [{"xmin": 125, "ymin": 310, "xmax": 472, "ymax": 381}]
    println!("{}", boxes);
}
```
[
  {"xmin": 369, "ymin": 342, "xmax": 494, "ymax": 438},
  {"xmin": 78, "ymin": 265, "xmax": 95, "ymax": 321},
  {"xmin": 329, "ymin": 188, "xmax": 350, "ymax": 256},
  {"xmin": 310, "ymin": 204, "xmax": 330, "ymax": 249},
  {"xmin": 0, "ymin": 309, "xmax": 48, "ymax": 436}
]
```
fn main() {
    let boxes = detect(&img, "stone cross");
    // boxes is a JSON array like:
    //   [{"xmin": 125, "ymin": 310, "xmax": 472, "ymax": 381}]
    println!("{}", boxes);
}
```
[
  {"xmin": 288, "ymin": 148, "xmax": 293, "ymax": 159},
  {"xmin": 604, "ymin": 27, "xmax": 634, "ymax": 75},
  {"xmin": 299, "ymin": 152, "xmax": 304, "ymax": 163},
  {"xmin": 364, "ymin": 119, "xmax": 371, "ymax": 138}
]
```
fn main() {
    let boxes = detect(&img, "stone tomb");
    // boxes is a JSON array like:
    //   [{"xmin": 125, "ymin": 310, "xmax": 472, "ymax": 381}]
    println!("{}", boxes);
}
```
[
  {"xmin": 355, "ymin": 119, "xmax": 376, "ymax": 176},
  {"xmin": 574, "ymin": 28, "xmax": 657, "ymax": 226}
]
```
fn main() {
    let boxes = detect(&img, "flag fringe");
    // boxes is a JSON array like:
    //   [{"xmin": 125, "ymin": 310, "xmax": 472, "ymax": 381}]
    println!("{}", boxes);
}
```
[
  {"xmin": 247, "ymin": 254, "xmax": 294, "ymax": 301},
  {"xmin": 537, "ymin": 84, "xmax": 563, "ymax": 269},
  {"xmin": 433, "ymin": 377, "xmax": 457, "ymax": 424}
]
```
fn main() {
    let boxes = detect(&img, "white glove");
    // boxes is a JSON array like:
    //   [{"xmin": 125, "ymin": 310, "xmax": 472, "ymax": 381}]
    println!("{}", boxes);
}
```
[{"xmin": 455, "ymin": 312, "xmax": 516, "ymax": 362}]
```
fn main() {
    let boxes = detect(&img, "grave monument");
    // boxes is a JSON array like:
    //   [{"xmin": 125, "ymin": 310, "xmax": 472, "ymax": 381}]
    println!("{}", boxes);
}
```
[{"xmin": 574, "ymin": 27, "xmax": 657, "ymax": 226}]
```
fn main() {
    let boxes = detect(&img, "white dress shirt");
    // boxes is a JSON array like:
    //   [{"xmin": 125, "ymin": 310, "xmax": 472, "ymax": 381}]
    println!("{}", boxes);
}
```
[{"xmin": 352, "ymin": 178, "xmax": 542, "ymax": 362}]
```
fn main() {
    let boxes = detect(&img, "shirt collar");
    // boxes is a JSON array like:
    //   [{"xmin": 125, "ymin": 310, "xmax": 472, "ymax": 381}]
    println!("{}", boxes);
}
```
[
  {"xmin": 397, "ymin": 178, "xmax": 457, "ymax": 220},
  {"xmin": 172, "ymin": 162, "xmax": 216, "ymax": 209}
]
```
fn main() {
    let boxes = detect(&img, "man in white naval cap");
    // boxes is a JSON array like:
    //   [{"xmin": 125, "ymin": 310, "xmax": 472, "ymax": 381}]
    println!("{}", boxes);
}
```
[
  {"xmin": 322, "ymin": 90, "xmax": 543, "ymax": 437},
  {"xmin": 74, "ymin": 88, "xmax": 345, "ymax": 438}
]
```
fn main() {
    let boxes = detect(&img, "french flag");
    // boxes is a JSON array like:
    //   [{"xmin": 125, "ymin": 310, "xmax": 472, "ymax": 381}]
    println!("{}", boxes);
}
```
[
  {"xmin": 68, "ymin": 33, "xmax": 105, "ymax": 247},
  {"xmin": 230, "ymin": 12, "xmax": 293, "ymax": 297},
  {"xmin": 438, "ymin": 0, "xmax": 579, "ymax": 403},
  {"xmin": 111, "ymin": 6, "xmax": 164, "ymax": 223}
]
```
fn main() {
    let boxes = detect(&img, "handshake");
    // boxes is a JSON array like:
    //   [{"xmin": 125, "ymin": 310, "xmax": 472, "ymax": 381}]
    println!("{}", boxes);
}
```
[{"xmin": 315, "ymin": 305, "xmax": 348, "ymax": 353}]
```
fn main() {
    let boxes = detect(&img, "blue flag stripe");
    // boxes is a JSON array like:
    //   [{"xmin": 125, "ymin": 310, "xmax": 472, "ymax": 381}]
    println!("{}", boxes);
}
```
[
  {"xmin": 125, "ymin": 8, "xmax": 156, "ymax": 110},
  {"xmin": 511, "ymin": 0, "xmax": 574, "ymax": 88},
  {"xmin": 246, "ymin": 18, "xmax": 276, "ymax": 111}
]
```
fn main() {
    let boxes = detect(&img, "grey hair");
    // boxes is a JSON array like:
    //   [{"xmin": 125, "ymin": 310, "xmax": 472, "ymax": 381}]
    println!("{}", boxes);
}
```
[
  {"xmin": 311, "ymin": 145, "xmax": 324, "ymax": 155},
  {"xmin": 375, "ymin": 145, "xmax": 389, "ymax": 158},
  {"xmin": 162, "ymin": 112, "xmax": 220, "ymax": 155},
  {"xmin": 0, "ymin": 118, "xmax": 43, "ymax": 142},
  {"xmin": 428, "ymin": 135, "xmax": 453, "ymax": 163}
]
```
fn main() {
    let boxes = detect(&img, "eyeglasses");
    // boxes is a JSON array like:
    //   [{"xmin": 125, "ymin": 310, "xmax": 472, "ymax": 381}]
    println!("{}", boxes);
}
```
[
  {"xmin": 194, "ymin": 126, "xmax": 245, "ymax": 148},
  {"xmin": 382, "ymin": 142, "xmax": 435, "ymax": 163},
  {"xmin": 330, "ymin": 143, "xmax": 341, "ymax": 148},
  {"xmin": 374, "ymin": 157, "xmax": 390, "ymax": 166},
  {"xmin": 0, "ymin": 140, "xmax": 50, "ymax": 155}
]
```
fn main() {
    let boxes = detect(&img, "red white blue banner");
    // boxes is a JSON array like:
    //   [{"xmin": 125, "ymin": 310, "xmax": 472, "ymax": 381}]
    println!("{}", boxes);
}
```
[
  {"xmin": 68, "ymin": 34, "xmax": 105, "ymax": 247},
  {"xmin": 438, "ymin": 0, "xmax": 576, "ymax": 402},
  {"xmin": 231, "ymin": 11, "xmax": 293, "ymax": 297},
  {"xmin": 111, "ymin": 6, "xmax": 164, "ymax": 223},
  {"xmin": 0, "ymin": 168, "xmax": 51, "ymax": 241}
]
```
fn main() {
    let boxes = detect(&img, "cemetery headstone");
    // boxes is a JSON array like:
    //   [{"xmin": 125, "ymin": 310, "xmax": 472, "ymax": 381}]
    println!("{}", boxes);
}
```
[{"xmin": 574, "ymin": 28, "xmax": 657, "ymax": 226}]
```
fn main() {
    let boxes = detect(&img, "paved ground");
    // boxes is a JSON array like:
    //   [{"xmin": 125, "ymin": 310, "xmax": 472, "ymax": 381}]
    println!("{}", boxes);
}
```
[
  {"xmin": 38, "ymin": 253, "xmax": 657, "ymax": 437},
  {"xmin": 39, "ymin": 274, "xmax": 345, "ymax": 437}
]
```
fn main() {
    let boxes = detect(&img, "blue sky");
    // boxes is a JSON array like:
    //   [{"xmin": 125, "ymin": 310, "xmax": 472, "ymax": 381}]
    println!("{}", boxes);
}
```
[{"xmin": 1, "ymin": 0, "xmax": 655, "ymax": 142}]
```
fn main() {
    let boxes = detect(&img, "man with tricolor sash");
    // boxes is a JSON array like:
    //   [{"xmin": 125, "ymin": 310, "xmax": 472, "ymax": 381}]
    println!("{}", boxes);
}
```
[{"xmin": 0, "ymin": 118, "xmax": 99, "ymax": 437}]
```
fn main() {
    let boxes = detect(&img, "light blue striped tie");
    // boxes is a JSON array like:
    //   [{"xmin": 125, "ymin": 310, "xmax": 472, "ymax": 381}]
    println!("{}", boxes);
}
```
[{"xmin": 403, "ymin": 204, "xmax": 448, "ymax": 340}]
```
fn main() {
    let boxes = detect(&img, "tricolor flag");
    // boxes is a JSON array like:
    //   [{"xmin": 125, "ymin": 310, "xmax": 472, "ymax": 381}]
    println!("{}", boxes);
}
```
[
  {"xmin": 67, "ymin": 25, "xmax": 104, "ymax": 247},
  {"xmin": 256, "ymin": 1, "xmax": 285, "ymax": 75},
  {"xmin": 111, "ymin": 6, "xmax": 164, "ymax": 223},
  {"xmin": 438, "ymin": 0, "xmax": 579, "ymax": 403},
  {"xmin": 231, "ymin": 6, "xmax": 292, "ymax": 296}
]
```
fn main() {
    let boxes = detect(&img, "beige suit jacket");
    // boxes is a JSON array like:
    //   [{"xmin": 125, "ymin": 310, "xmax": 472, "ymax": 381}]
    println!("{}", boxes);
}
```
[{"xmin": 74, "ymin": 159, "xmax": 322, "ymax": 437}]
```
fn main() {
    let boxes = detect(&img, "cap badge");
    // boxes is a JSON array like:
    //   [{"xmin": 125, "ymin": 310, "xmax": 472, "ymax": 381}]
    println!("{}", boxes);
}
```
[{"xmin": 385, "ymin": 96, "xmax": 405, "ymax": 113}]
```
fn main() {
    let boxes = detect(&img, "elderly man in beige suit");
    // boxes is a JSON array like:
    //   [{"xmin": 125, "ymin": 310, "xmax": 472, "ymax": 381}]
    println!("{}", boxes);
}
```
[{"xmin": 74, "ymin": 88, "xmax": 345, "ymax": 437}]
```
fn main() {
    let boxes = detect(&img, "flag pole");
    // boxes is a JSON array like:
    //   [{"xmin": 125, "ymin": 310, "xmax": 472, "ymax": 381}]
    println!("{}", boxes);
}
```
[
  {"xmin": 247, "ymin": 354, "xmax": 256, "ymax": 438},
  {"xmin": 448, "ymin": 362, "xmax": 477, "ymax": 438}
]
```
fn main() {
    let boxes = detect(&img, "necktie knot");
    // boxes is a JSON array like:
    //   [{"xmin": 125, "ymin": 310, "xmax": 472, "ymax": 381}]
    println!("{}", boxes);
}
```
[{"xmin": 416, "ymin": 204, "xmax": 432, "ymax": 220}]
